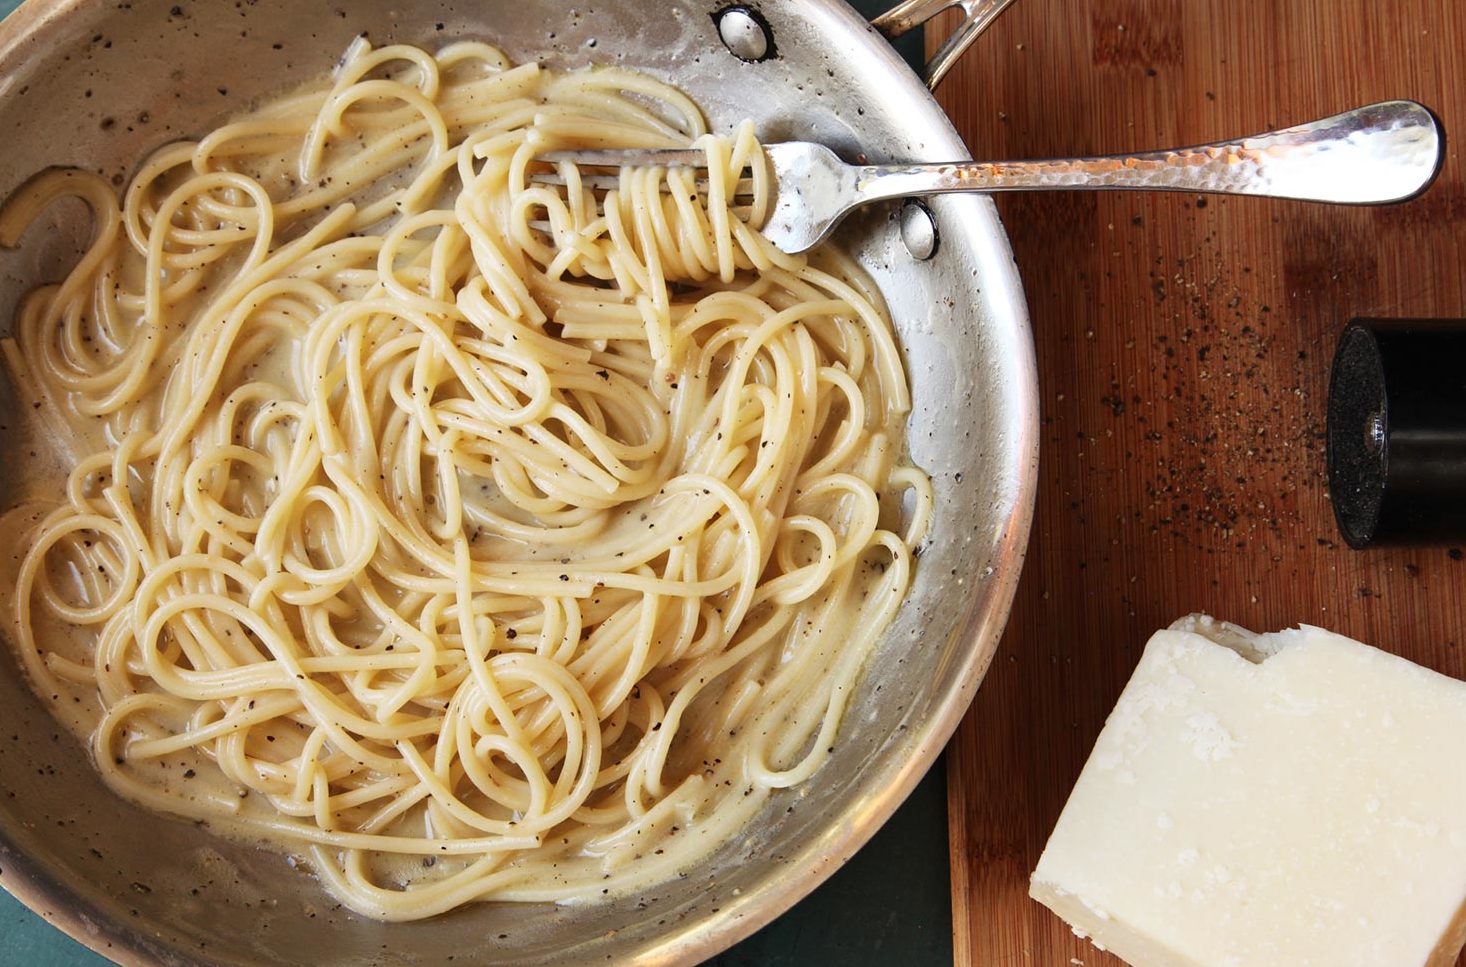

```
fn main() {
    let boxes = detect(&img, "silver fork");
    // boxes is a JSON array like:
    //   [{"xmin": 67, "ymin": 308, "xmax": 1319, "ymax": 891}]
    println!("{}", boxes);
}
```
[{"xmin": 532, "ymin": 100, "xmax": 1440, "ymax": 256}]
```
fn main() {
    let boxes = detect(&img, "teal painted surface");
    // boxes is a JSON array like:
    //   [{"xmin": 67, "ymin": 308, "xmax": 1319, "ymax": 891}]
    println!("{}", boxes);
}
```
[
  {"xmin": 0, "ymin": 0, "xmax": 949, "ymax": 963},
  {"xmin": 1, "ymin": 888, "xmax": 111, "ymax": 966}
]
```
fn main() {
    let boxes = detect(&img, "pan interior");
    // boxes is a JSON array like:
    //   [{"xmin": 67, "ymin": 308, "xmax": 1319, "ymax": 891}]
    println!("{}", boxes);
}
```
[{"xmin": 0, "ymin": 1, "xmax": 1034, "ymax": 964}]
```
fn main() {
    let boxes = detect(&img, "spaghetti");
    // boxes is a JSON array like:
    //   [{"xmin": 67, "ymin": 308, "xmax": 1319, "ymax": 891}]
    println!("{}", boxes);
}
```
[{"xmin": 0, "ymin": 38, "xmax": 932, "ymax": 920}]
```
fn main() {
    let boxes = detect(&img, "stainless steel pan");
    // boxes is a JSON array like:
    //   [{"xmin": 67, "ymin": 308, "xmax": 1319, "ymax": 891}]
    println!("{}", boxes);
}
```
[{"xmin": 0, "ymin": 1, "xmax": 1036, "ymax": 963}]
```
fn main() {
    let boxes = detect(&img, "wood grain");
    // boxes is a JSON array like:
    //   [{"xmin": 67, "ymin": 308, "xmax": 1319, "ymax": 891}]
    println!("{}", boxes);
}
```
[{"xmin": 929, "ymin": 1, "xmax": 1466, "ymax": 964}]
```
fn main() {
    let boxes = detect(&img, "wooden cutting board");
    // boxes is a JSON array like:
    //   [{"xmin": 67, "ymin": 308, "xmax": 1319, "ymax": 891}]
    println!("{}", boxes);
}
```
[{"xmin": 928, "ymin": 0, "xmax": 1466, "ymax": 964}]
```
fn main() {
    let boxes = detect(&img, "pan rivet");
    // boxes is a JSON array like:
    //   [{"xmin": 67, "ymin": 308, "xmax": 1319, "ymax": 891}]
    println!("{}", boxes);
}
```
[
  {"xmin": 715, "ymin": 7, "xmax": 772, "ymax": 62},
  {"xmin": 900, "ymin": 200, "xmax": 939, "ymax": 261}
]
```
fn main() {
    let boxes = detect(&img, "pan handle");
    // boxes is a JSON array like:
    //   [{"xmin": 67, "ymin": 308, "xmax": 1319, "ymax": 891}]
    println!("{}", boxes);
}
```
[{"xmin": 871, "ymin": 0, "xmax": 1017, "ymax": 89}]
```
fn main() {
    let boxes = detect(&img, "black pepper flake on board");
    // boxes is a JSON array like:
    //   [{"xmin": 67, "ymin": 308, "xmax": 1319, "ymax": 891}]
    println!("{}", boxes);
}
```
[{"xmin": 559, "ymin": 574, "xmax": 569, "ymax": 582}]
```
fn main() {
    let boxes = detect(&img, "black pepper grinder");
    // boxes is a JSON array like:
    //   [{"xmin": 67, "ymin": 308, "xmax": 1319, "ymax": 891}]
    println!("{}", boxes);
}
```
[{"xmin": 1327, "ymin": 319, "xmax": 1466, "ymax": 547}]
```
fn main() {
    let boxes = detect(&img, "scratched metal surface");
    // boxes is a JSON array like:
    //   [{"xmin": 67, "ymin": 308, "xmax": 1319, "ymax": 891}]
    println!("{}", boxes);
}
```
[{"xmin": 0, "ymin": 0, "xmax": 959, "ymax": 965}]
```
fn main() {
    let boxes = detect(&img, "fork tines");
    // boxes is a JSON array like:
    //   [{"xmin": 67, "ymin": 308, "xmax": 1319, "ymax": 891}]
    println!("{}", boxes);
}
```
[
  {"xmin": 528, "ymin": 149, "xmax": 756, "ymax": 202},
  {"xmin": 535, "ymin": 148, "xmax": 711, "ymax": 168}
]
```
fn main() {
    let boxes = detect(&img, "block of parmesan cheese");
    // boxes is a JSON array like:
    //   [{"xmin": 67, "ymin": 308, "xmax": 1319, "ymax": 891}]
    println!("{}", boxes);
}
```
[{"xmin": 1030, "ymin": 615, "xmax": 1466, "ymax": 967}]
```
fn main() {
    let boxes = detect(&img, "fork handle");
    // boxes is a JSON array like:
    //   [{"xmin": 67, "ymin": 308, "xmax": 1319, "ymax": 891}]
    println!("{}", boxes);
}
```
[{"xmin": 853, "ymin": 100, "xmax": 1440, "ymax": 206}]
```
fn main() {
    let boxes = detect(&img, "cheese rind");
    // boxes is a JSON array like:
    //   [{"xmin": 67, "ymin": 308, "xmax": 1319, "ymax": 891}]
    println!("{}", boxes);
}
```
[{"xmin": 1029, "ymin": 615, "xmax": 1466, "ymax": 967}]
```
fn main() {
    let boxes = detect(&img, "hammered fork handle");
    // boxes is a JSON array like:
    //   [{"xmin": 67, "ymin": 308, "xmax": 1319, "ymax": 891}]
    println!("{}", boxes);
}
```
[{"xmin": 853, "ymin": 100, "xmax": 1439, "ymax": 207}]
